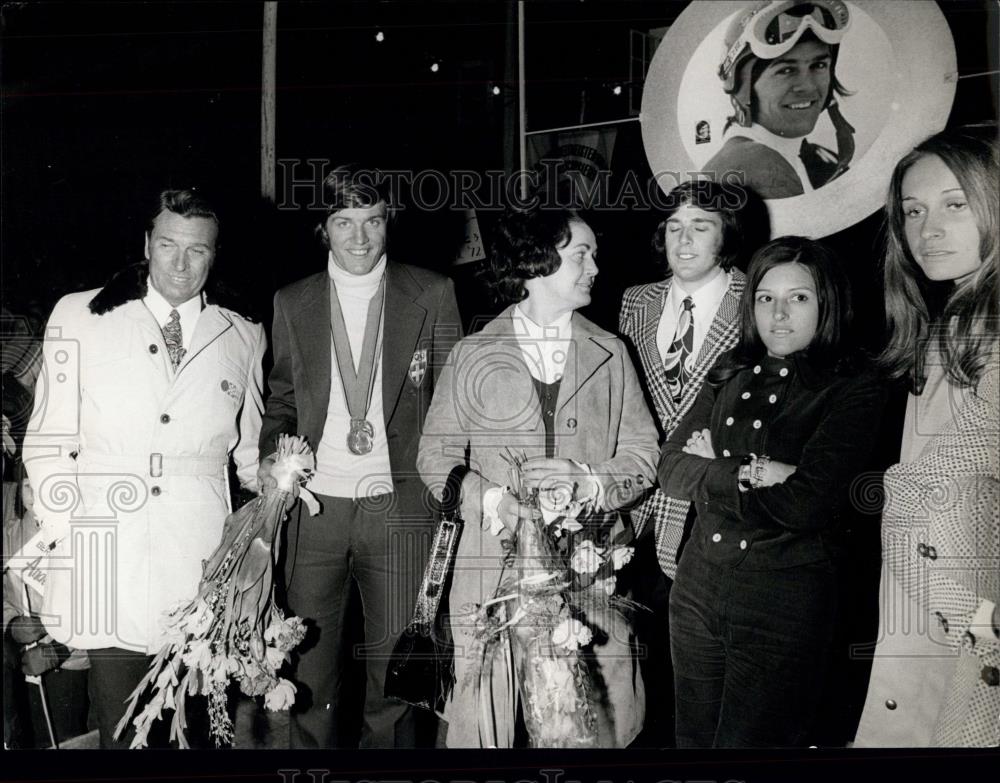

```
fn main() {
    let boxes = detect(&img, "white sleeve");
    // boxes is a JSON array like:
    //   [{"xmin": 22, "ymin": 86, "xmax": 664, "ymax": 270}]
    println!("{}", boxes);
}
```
[{"xmin": 482, "ymin": 485, "xmax": 507, "ymax": 536}]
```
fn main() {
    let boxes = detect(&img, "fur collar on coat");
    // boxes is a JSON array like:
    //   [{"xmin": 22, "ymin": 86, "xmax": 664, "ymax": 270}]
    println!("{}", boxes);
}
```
[{"xmin": 87, "ymin": 262, "xmax": 255, "ymax": 321}]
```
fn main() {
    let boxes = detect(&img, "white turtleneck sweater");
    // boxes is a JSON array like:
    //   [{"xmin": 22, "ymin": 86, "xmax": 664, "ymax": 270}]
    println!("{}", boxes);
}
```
[{"xmin": 308, "ymin": 253, "xmax": 393, "ymax": 499}]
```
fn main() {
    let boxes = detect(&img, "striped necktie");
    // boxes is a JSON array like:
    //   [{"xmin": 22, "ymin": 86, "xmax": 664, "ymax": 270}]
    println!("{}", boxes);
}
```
[
  {"xmin": 663, "ymin": 296, "xmax": 694, "ymax": 403},
  {"xmin": 162, "ymin": 309, "xmax": 186, "ymax": 369}
]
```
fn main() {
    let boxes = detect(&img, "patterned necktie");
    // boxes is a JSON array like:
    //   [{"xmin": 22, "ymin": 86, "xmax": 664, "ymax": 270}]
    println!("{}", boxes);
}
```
[
  {"xmin": 663, "ymin": 296, "xmax": 694, "ymax": 403},
  {"xmin": 162, "ymin": 309, "xmax": 186, "ymax": 370}
]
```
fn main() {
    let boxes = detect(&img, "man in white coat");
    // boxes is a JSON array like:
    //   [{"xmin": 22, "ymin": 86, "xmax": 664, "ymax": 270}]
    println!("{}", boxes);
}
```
[{"xmin": 21, "ymin": 188, "xmax": 265, "ymax": 748}]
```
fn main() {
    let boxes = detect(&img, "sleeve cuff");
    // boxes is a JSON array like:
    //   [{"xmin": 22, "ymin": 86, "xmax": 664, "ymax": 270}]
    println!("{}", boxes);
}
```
[
  {"xmin": 708, "ymin": 456, "xmax": 743, "ymax": 499},
  {"xmin": 570, "ymin": 460, "xmax": 604, "ymax": 511},
  {"xmin": 482, "ymin": 486, "xmax": 508, "ymax": 536},
  {"xmin": 970, "ymin": 599, "xmax": 999, "ymax": 645}
]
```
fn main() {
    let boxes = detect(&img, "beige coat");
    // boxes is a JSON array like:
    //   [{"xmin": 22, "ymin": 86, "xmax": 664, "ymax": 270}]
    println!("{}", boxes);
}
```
[
  {"xmin": 856, "ymin": 354, "xmax": 999, "ymax": 747},
  {"xmin": 417, "ymin": 307, "xmax": 659, "ymax": 747},
  {"xmin": 23, "ymin": 282, "xmax": 264, "ymax": 653}
]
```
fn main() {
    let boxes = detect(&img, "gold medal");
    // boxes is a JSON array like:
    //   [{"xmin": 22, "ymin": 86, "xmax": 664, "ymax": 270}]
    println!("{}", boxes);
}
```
[
  {"xmin": 347, "ymin": 418, "xmax": 375, "ymax": 455},
  {"xmin": 330, "ymin": 275, "xmax": 385, "ymax": 459}
]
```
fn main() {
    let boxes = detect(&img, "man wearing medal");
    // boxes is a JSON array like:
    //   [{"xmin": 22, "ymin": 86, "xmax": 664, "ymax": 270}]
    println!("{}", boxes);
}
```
[{"xmin": 258, "ymin": 163, "xmax": 463, "ymax": 749}]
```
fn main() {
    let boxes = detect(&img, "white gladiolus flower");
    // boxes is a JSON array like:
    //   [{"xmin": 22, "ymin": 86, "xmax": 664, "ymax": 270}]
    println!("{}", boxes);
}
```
[
  {"xmin": 181, "ymin": 639, "xmax": 213, "ymax": 673},
  {"xmin": 154, "ymin": 662, "xmax": 179, "ymax": 691},
  {"xmin": 181, "ymin": 600, "xmax": 215, "ymax": 637}
]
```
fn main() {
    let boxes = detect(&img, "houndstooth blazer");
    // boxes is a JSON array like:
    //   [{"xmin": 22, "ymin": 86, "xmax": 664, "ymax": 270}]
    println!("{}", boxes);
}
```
[{"xmin": 619, "ymin": 269, "xmax": 746, "ymax": 579}]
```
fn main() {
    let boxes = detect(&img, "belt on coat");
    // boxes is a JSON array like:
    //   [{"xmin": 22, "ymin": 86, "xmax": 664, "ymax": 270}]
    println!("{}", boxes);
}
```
[{"xmin": 79, "ymin": 452, "xmax": 228, "ymax": 478}]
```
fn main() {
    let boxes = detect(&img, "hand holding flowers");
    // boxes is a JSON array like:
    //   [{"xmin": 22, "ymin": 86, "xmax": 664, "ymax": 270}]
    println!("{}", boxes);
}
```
[
  {"xmin": 470, "ymin": 449, "xmax": 640, "ymax": 747},
  {"xmin": 114, "ymin": 435, "xmax": 314, "ymax": 748},
  {"xmin": 521, "ymin": 457, "xmax": 600, "ymax": 517}
]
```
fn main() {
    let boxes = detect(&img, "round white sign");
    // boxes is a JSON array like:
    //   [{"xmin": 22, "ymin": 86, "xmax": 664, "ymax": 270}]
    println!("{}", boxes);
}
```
[{"xmin": 641, "ymin": 0, "xmax": 957, "ymax": 238}]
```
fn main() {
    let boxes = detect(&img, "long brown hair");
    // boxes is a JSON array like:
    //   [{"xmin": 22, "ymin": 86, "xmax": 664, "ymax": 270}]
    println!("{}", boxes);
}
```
[{"xmin": 879, "ymin": 126, "xmax": 999, "ymax": 391}]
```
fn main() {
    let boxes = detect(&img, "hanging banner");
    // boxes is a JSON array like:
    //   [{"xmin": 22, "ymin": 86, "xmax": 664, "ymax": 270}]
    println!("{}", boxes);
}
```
[{"xmin": 527, "ymin": 126, "xmax": 619, "ymax": 207}]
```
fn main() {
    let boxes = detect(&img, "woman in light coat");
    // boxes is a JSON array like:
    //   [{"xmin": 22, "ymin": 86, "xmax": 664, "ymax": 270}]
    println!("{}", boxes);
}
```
[
  {"xmin": 855, "ymin": 127, "xmax": 999, "ymax": 747},
  {"xmin": 417, "ymin": 207, "xmax": 659, "ymax": 748}
]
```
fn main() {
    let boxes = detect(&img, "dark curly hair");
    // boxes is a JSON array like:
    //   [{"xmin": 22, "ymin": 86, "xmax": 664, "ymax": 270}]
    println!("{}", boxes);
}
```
[{"xmin": 488, "ymin": 207, "xmax": 585, "ymax": 305}]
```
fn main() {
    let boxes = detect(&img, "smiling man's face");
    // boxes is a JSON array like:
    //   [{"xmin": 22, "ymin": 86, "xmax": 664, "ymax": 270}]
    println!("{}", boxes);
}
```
[
  {"xmin": 325, "ymin": 201, "xmax": 388, "ymax": 276},
  {"xmin": 752, "ymin": 39, "xmax": 832, "ymax": 138},
  {"xmin": 145, "ymin": 210, "xmax": 217, "ymax": 306},
  {"xmin": 664, "ymin": 204, "xmax": 725, "ymax": 293}
]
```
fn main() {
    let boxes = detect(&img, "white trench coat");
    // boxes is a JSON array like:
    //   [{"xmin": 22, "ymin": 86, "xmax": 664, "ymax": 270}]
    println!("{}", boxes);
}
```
[{"xmin": 23, "ymin": 284, "xmax": 264, "ymax": 652}]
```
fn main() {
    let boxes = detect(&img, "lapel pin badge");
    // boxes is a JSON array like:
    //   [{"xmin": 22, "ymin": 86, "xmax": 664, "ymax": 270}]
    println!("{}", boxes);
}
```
[{"xmin": 408, "ymin": 348, "xmax": 428, "ymax": 387}]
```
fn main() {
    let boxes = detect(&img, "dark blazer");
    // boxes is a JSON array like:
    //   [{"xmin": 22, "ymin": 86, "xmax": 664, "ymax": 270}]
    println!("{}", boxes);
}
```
[
  {"xmin": 259, "ymin": 261, "xmax": 462, "ymax": 517},
  {"xmin": 658, "ymin": 351, "xmax": 887, "ymax": 570}
]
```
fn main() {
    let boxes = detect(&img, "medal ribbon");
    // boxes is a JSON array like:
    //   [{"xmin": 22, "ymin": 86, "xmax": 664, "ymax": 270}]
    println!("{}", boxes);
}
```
[{"xmin": 329, "ymin": 273, "xmax": 386, "ymax": 437}]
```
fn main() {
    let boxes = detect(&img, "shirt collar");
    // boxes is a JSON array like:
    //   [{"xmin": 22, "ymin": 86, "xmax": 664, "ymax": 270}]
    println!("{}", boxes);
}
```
[
  {"xmin": 669, "ymin": 267, "xmax": 729, "ymax": 314},
  {"xmin": 144, "ymin": 280, "xmax": 204, "ymax": 325},
  {"xmin": 512, "ymin": 303, "xmax": 573, "ymax": 341},
  {"xmin": 511, "ymin": 304, "xmax": 573, "ymax": 384}
]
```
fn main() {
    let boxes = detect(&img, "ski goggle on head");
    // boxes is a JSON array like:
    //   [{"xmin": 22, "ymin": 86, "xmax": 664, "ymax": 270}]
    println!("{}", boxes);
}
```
[{"xmin": 721, "ymin": 1, "xmax": 851, "ymax": 77}]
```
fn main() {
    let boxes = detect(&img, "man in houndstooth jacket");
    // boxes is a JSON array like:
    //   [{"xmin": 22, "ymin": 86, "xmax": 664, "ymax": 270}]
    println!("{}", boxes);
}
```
[{"xmin": 618, "ymin": 180, "xmax": 750, "ymax": 745}]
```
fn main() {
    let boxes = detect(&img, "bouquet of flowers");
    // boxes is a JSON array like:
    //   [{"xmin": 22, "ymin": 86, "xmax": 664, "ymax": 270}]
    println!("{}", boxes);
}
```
[
  {"xmin": 113, "ymin": 435, "xmax": 314, "ymax": 748},
  {"xmin": 469, "ymin": 450, "xmax": 637, "ymax": 748}
]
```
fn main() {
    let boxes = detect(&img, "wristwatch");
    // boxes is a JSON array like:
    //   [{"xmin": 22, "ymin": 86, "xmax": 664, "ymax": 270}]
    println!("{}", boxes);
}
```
[
  {"xmin": 738, "ymin": 454, "xmax": 755, "ymax": 493},
  {"xmin": 752, "ymin": 454, "xmax": 771, "ymax": 489}
]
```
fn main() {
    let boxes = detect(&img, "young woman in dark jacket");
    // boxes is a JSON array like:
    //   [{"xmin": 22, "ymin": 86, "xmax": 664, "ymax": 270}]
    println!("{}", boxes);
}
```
[{"xmin": 658, "ymin": 236, "xmax": 887, "ymax": 747}]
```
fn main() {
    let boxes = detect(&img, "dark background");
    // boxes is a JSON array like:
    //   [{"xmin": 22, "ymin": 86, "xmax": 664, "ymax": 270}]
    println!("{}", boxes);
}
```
[
  {"xmin": 1, "ymin": 0, "xmax": 998, "ymax": 767},
  {"xmin": 4, "ymin": 0, "xmax": 995, "ymax": 337}
]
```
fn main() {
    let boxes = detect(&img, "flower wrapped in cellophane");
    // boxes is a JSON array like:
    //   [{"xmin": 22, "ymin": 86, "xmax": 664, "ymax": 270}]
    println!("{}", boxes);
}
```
[
  {"xmin": 114, "ymin": 435, "xmax": 314, "ymax": 748},
  {"xmin": 468, "ymin": 450, "xmax": 639, "ymax": 747}
]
